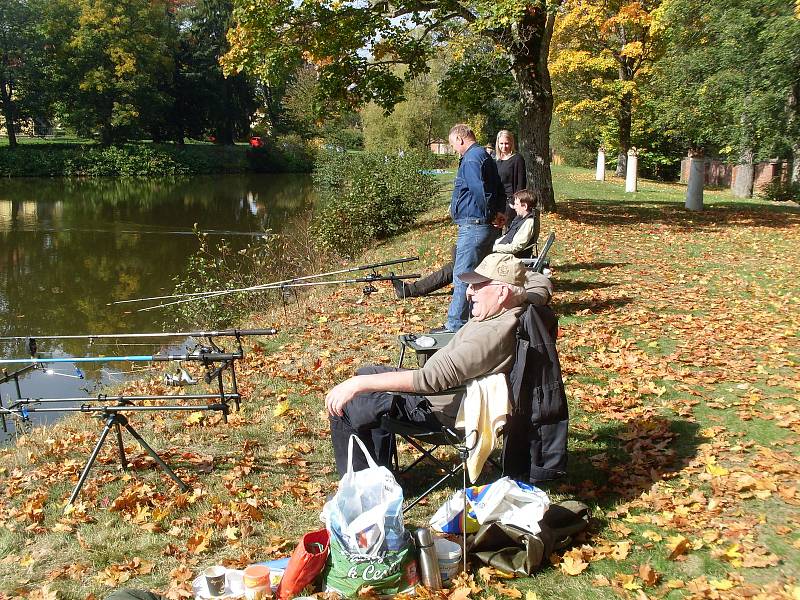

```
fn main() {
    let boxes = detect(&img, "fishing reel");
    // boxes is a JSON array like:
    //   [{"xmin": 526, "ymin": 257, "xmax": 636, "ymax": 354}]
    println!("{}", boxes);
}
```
[
  {"xmin": 164, "ymin": 367, "xmax": 198, "ymax": 387},
  {"xmin": 362, "ymin": 271, "xmax": 383, "ymax": 296}
]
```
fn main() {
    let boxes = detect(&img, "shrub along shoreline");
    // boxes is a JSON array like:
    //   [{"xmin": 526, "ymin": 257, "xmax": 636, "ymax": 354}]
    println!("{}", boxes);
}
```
[{"xmin": 0, "ymin": 140, "xmax": 314, "ymax": 178}]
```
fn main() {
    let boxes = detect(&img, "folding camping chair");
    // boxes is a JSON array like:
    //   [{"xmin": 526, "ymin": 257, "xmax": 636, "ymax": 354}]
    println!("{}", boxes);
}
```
[
  {"xmin": 381, "ymin": 414, "xmax": 475, "ymax": 513},
  {"xmin": 520, "ymin": 231, "xmax": 555, "ymax": 273},
  {"xmin": 384, "ymin": 297, "xmax": 567, "ymax": 517}
]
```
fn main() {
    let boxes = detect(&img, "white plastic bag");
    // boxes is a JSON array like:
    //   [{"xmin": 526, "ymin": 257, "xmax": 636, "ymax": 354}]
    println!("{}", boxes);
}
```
[
  {"xmin": 471, "ymin": 477, "xmax": 549, "ymax": 534},
  {"xmin": 429, "ymin": 477, "xmax": 549, "ymax": 535},
  {"xmin": 321, "ymin": 435, "xmax": 405, "ymax": 556}
]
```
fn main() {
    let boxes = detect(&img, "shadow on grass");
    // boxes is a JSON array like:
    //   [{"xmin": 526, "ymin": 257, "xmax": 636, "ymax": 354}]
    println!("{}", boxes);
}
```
[
  {"xmin": 556, "ymin": 279, "xmax": 617, "ymax": 293},
  {"xmin": 556, "ymin": 417, "xmax": 702, "ymax": 512},
  {"xmin": 394, "ymin": 416, "xmax": 702, "ymax": 514},
  {"xmin": 553, "ymin": 295, "xmax": 632, "ymax": 316},
  {"xmin": 557, "ymin": 199, "xmax": 800, "ymax": 230}
]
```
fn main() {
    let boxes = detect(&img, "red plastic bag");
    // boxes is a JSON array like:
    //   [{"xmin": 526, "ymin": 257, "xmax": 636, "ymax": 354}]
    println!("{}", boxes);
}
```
[{"xmin": 277, "ymin": 529, "xmax": 330, "ymax": 600}]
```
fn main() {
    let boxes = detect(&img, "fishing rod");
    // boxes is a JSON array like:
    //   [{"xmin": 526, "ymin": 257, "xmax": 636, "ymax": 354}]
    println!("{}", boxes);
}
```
[
  {"xmin": 0, "ymin": 327, "xmax": 277, "ymax": 342},
  {"xmin": 26, "ymin": 227, "xmax": 269, "ymax": 237},
  {"xmin": 0, "ymin": 329, "xmax": 259, "ymax": 502},
  {"xmin": 137, "ymin": 272, "xmax": 422, "ymax": 312},
  {"xmin": 109, "ymin": 256, "xmax": 420, "ymax": 307},
  {"xmin": 5, "ymin": 393, "xmax": 240, "ymax": 412},
  {"xmin": 0, "ymin": 351, "xmax": 242, "ymax": 365}
]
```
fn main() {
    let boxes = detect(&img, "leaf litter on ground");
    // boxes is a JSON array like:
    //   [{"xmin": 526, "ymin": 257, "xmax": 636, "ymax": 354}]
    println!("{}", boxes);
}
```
[{"xmin": 1, "ymin": 167, "xmax": 799, "ymax": 599}]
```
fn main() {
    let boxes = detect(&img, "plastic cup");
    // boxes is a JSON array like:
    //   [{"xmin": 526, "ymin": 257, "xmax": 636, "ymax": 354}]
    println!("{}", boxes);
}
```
[
  {"xmin": 243, "ymin": 564, "xmax": 271, "ymax": 600},
  {"xmin": 434, "ymin": 537, "xmax": 462, "ymax": 585},
  {"xmin": 204, "ymin": 566, "xmax": 227, "ymax": 597}
]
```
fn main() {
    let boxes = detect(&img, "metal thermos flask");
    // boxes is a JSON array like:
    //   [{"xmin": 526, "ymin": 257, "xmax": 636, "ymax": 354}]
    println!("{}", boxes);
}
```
[{"xmin": 413, "ymin": 527, "xmax": 442, "ymax": 590}]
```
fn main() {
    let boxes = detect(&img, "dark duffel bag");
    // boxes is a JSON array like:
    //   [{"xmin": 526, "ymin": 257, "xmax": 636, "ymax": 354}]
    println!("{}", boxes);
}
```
[{"xmin": 470, "ymin": 500, "xmax": 590, "ymax": 576}]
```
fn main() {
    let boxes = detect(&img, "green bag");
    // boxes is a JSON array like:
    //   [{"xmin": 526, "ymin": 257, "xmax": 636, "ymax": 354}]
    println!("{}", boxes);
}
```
[
  {"xmin": 470, "ymin": 500, "xmax": 591, "ymax": 576},
  {"xmin": 323, "ymin": 534, "xmax": 420, "ymax": 597}
]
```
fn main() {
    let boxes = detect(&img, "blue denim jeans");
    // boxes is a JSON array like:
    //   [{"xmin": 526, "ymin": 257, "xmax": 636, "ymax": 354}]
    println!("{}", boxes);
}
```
[{"xmin": 446, "ymin": 222, "xmax": 498, "ymax": 331}]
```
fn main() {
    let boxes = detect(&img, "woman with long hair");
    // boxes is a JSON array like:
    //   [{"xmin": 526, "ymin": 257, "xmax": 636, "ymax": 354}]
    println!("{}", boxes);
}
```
[{"xmin": 495, "ymin": 130, "xmax": 527, "ymax": 224}]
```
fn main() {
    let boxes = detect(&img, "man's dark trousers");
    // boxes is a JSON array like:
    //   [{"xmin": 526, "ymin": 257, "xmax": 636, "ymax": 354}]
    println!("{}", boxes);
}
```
[{"xmin": 329, "ymin": 365, "xmax": 445, "ymax": 476}]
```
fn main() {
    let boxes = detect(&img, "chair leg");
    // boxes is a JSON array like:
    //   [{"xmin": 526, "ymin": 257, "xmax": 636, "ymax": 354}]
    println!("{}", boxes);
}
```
[
  {"xmin": 460, "ymin": 445, "xmax": 469, "ymax": 572},
  {"xmin": 389, "ymin": 433, "xmax": 399, "ymax": 472},
  {"xmin": 403, "ymin": 462, "xmax": 464, "ymax": 513},
  {"xmin": 401, "ymin": 437, "xmax": 452, "ymax": 472}
]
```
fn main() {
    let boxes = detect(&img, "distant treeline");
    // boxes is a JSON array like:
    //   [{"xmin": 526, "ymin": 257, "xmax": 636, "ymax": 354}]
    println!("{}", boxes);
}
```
[
  {"xmin": 0, "ymin": 0, "xmax": 310, "ymax": 149},
  {"xmin": 0, "ymin": 142, "xmax": 313, "ymax": 178}
]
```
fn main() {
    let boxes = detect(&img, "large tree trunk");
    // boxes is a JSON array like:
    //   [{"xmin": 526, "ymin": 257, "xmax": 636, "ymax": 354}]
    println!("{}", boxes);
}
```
[
  {"xmin": 789, "ymin": 83, "xmax": 800, "ymax": 184},
  {"xmin": 0, "ymin": 78, "xmax": 18, "ymax": 148},
  {"xmin": 216, "ymin": 76, "xmax": 236, "ymax": 145},
  {"xmin": 614, "ymin": 55, "xmax": 634, "ymax": 178},
  {"xmin": 508, "ymin": 6, "xmax": 556, "ymax": 211}
]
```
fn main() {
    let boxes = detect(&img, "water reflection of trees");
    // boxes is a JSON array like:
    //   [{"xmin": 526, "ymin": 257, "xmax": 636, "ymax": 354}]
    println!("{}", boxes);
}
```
[
  {"xmin": 0, "ymin": 175, "xmax": 315, "ymax": 359},
  {"xmin": 0, "ymin": 174, "xmax": 315, "ymax": 233}
]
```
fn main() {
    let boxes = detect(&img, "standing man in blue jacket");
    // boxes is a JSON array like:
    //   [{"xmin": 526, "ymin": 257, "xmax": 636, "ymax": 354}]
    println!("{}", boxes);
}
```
[{"xmin": 435, "ymin": 123, "xmax": 507, "ymax": 333}]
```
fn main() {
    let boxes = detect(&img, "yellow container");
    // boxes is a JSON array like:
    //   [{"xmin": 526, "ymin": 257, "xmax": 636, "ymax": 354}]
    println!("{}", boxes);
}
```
[{"xmin": 242, "ymin": 565, "xmax": 271, "ymax": 600}]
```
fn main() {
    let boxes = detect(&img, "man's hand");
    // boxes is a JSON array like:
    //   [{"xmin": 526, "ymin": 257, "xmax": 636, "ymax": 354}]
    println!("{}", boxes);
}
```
[
  {"xmin": 492, "ymin": 212, "xmax": 507, "ymax": 229},
  {"xmin": 325, "ymin": 376, "xmax": 363, "ymax": 417}
]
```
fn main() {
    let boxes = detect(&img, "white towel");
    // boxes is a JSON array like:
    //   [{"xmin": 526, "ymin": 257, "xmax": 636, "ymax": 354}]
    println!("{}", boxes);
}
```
[{"xmin": 455, "ymin": 373, "xmax": 511, "ymax": 482}]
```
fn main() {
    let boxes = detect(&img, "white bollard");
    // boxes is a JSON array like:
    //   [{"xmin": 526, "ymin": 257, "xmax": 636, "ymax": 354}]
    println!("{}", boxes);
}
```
[
  {"xmin": 625, "ymin": 148, "xmax": 638, "ymax": 193},
  {"xmin": 595, "ymin": 147, "xmax": 606, "ymax": 181},
  {"xmin": 685, "ymin": 153, "xmax": 705, "ymax": 211}
]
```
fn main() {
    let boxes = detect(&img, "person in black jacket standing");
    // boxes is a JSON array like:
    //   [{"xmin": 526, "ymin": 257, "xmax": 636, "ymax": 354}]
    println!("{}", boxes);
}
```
[{"xmin": 495, "ymin": 130, "xmax": 527, "ymax": 225}]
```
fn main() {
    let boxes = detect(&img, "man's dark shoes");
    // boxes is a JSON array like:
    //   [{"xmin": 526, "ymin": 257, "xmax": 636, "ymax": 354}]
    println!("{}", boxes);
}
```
[
  {"xmin": 429, "ymin": 325, "xmax": 455, "ymax": 334},
  {"xmin": 391, "ymin": 273, "xmax": 411, "ymax": 299}
]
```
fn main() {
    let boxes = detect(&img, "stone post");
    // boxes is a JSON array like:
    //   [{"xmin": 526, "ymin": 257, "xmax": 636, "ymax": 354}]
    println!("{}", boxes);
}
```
[
  {"xmin": 625, "ymin": 147, "xmax": 638, "ymax": 193},
  {"xmin": 595, "ymin": 147, "xmax": 606, "ymax": 181},
  {"xmin": 685, "ymin": 149, "xmax": 705, "ymax": 211}
]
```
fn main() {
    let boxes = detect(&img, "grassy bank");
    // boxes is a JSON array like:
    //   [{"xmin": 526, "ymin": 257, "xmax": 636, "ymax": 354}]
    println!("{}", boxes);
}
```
[
  {"xmin": 1, "ymin": 166, "xmax": 798, "ymax": 599},
  {"xmin": 0, "ymin": 140, "xmax": 313, "ymax": 177}
]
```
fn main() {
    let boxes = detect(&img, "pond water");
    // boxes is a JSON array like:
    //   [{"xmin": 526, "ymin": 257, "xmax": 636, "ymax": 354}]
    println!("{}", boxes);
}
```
[{"xmin": 0, "ymin": 174, "xmax": 314, "ymax": 438}]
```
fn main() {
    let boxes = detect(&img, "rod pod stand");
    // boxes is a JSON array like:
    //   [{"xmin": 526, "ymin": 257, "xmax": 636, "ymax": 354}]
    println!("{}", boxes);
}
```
[{"xmin": 67, "ymin": 400, "xmax": 193, "ymax": 505}]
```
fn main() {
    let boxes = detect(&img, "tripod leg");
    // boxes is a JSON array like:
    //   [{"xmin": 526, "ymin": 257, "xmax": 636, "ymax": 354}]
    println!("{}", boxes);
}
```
[
  {"xmin": 68, "ymin": 416, "xmax": 117, "ymax": 505},
  {"xmin": 229, "ymin": 363, "xmax": 240, "ymax": 411},
  {"xmin": 123, "ymin": 422, "xmax": 190, "ymax": 492},
  {"xmin": 115, "ymin": 422, "xmax": 128, "ymax": 469}
]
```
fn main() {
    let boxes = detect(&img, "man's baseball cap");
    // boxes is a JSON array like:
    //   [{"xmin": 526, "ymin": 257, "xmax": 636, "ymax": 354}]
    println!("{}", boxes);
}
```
[{"xmin": 458, "ymin": 253, "xmax": 526, "ymax": 287}]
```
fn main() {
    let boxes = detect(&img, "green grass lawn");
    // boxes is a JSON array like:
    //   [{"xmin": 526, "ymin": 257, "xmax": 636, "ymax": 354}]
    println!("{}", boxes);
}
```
[{"xmin": 0, "ymin": 165, "xmax": 798, "ymax": 599}]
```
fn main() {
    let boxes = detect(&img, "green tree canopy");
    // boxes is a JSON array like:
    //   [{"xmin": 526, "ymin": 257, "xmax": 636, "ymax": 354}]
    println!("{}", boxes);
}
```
[
  {"xmin": 550, "ymin": 0, "xmax": 662, "ymax": 176},
  {"xmin": 57, "ymin": 0, "xmax": 175, "ymax": 144},
  {"xmin": 362, "ymin": 58, "xmax": 458, "ymax": 153},
  {"xmin": 649, "ymin": 0, "xmax": 798, "ymax": 161},
  {"xmin": 0, "ymin": 0, "xmax": 57, "ymax": 146},
  {"xmin": 175, "ymin": 0, "xmax": 258, "ymax": 144},
  {"xmin": 224, "ymin": 0, "xmax": 564, "ymax": 209}
]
